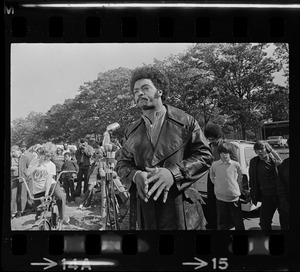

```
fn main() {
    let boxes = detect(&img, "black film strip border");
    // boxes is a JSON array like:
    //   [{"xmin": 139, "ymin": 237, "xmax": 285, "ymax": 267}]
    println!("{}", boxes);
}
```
[
  {"xmin": 4, "ymin": 231, "xmax": 289, "ymax": 271},
  {"xmin": 4, "ymin": 4, "xmax": 300, "ymax": 272},
  {"xmin": 7, "ymin": 8, "xmax": 297, "ymax": 42}
]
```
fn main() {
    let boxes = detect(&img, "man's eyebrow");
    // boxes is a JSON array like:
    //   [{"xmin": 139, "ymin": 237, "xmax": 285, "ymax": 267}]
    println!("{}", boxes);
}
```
[{"xmin": 134, "ymin": 84, "xmax": 151, "ymax": 90}]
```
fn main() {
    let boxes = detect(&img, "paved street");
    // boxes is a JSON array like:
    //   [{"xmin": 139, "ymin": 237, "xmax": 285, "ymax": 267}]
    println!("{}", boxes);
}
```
[
  {"xmin": 275, "ymin": 147, "xmax": 289, "ymax": 160},
  {"xmin": 243, "ymin": 209, "xmax": 280, "ymax": 230}
]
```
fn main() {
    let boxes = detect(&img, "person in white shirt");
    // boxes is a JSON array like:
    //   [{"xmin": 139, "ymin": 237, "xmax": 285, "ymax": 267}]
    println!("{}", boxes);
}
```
[
  {"xmin": 209, "ymin": 142, "xmax": 245, "ymax": 230},
  {"xmin": 26, "ymin": 142, "xmax": 68, "ymax": 226}
]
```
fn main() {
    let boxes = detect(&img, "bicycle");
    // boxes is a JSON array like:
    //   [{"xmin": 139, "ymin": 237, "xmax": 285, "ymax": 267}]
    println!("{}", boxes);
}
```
[{"xmin": 14, "ymin": 170, "xmax": 76, "ymax": 231}]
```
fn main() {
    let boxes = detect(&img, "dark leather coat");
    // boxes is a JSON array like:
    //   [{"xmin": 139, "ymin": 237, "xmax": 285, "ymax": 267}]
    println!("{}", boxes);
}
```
[
  {"xmin": 249, "ymin": 155, "xmax": 281, "ymax": 205},
  {"xmin": 116, "ymin": 104, "xmax": 213, "ymax": 230}
]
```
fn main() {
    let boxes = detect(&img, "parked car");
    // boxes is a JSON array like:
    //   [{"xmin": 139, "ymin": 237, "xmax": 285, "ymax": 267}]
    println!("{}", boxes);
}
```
[
  {"xmin": 56, "ymin": 144, "xmax": 77, "ymax": 152},
  {"xmin": 194, "ymin": 140, "xmax": 261, "ymax": 212},
  {"xmin": 68, "ymin": 145, "xmax": 77, "ymax": 151},
  {"xmin": 266, "ymin": 136, "xmax": 288, "ymax": 148}
]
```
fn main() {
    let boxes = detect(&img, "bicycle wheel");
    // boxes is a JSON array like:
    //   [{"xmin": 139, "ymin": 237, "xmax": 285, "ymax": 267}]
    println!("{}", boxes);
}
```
[
  {"xmin": 51, "ymin": 211, "xmax": 58, "ymax": 226},
  {"xmin": 51, "ymin": 204, "xmax": 62, "ymax": 230},
  {"xmin": 39, "ymin": 220, "xmax": 51, "ymax": 230}
]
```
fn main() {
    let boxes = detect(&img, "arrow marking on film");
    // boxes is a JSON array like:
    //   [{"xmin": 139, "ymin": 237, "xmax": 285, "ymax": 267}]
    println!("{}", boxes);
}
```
[
  {"xmin": 31, "ymin": 258, "xmax": 57, "ymax": 270},
  {"xmin": 182, "ymin": 257, "xmax": 208, "ymax": 270}
]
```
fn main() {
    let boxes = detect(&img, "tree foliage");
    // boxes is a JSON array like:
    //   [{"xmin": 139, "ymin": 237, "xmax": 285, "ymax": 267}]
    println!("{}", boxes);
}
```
[{"xmin": 11, "ymin": 43, "xmax": 289, "ymax": 146}]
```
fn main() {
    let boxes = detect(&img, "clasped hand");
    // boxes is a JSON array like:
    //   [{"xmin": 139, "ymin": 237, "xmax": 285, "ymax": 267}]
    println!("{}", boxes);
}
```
[{"xmin": 135, "ymin": 167, "xmax": 174, "ymax": 203}]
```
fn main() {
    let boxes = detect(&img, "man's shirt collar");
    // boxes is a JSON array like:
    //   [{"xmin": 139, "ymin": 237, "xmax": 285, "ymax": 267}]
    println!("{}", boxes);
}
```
[
  {"xmin": 220, "ymin": 159, "xmax": 233, "ymax": 164},
  {"xmin": 142, "ymin": 106, "xmax": 166, "ymax": 124}
]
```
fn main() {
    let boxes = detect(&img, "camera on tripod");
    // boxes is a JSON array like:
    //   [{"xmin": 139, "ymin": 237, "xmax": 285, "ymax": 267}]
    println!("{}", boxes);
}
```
[
  {"xmin": 103, "ymin": 122, "xmax": 120, "ymax": 162},
  {"xmin": 101, "ymin": 122, "xmax": 123, "ymax": 230}
]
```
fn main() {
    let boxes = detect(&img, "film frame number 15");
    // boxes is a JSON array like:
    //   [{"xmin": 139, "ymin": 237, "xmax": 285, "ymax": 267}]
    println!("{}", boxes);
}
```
[{"xmin": 212, "ymin": 258, "xmax": 229, "ymax": 270}]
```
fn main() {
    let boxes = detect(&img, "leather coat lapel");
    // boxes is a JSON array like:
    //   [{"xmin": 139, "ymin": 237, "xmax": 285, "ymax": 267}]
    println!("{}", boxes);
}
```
[
  {"xmin": 125, "ymin": 120, "xmax": 154, "ymax": 166},
  {"xmin": 152, "ymin": 118, "xmax": 192, "ymax": 166},
  {"xmin": 125, "ymin": 108, "xmax": 192, "ymax": 167}
]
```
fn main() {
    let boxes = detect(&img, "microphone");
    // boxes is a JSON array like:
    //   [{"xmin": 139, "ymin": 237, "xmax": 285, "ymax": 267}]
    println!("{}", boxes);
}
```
[
  {"xmin": 103, "ymin": 122, "xmax": 120, "ymax": 160},
  {"xmin": 106, "ymin": 122, "xmax": 120, "ymax": 132}
]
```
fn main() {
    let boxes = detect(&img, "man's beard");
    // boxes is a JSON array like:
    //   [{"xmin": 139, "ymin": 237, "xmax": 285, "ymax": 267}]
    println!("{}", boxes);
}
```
[
  {"xmin": 138, "ymin": 90, "xmax": 160, "ymax": 110},
  {"xmin": 140, "ymin": 104, "xmax": 155, "ymax": 110}
]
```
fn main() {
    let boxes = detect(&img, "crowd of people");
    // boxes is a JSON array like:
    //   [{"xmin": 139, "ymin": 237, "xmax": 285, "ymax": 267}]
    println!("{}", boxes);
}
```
[
  {"xmin": 10, "ymin": 138, "xmax": 127, "ymax": 230},
  {"xmin": 10, "ymin": 66, "xmax": 289, "ymax": 231}
]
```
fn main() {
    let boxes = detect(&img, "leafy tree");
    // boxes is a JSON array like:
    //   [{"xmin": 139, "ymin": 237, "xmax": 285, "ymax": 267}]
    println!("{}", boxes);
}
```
[
  {"xmin": 273, "ymin": 43, "xmax": 289, "ymax": 81},
  {"xmin": 74, "ymin": 67, "xmax": 139, "ymax": 140},
  {"xmin": 152, "ymin": 50, "xmax": 222, "ymax": 128},
  {"xmin": 258, "ymin": 84, "xmax": 289, "ymax": 121},
  {"xmin": 186, "ymin": 43, "xmax": 282, "ymax": 139},
  {"xmin": 11, "ymin": 43, "xmax": 289, "ymax": 144},
  {"xmin": 11, "ymin": 111, "xmax": 47, "ymax": 147}
]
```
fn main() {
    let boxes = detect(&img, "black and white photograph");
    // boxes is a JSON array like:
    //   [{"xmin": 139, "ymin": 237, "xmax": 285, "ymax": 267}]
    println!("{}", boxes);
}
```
[{"xmin": 10, "ymin": 43, "xmax": 289, "ymax": 231}]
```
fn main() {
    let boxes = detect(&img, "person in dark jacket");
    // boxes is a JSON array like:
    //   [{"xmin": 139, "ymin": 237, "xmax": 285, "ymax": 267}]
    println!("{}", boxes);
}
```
[
  {"xmin": 277, "ymin": 138, "xmax": 289, "ymax": 230},
  {"xmin": 52, "ymin": 147, "xmax": 65, "ymax": 178},
  {"xmin": 249, "ymin": 140, "xmax": 282, "ymax": 230},
  {"xmin": 203, "ymin": 123, "xmax": 238, "ymax": 230},
  {"xmin": 115, "ymin": 66, "xmax": 213, "ymax": 230},
  {"xmin": 74, "ymin": 138, "xmax": 94, "ymax": 196},
  {"xmin": 61, "ymin": 152, "xmax": 79, "ymax": 202}
]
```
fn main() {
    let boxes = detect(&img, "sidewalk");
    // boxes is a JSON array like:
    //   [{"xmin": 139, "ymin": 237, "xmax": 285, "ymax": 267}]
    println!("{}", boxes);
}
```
[{"xmin": 243, "ymin": 209, "xmax": 281, "ymax": 230}]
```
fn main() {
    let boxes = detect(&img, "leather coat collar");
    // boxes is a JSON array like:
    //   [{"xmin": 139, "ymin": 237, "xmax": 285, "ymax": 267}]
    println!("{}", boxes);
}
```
[{"xmin": 124, "ymin": 105, "xmax": 193, "ymax": 167}]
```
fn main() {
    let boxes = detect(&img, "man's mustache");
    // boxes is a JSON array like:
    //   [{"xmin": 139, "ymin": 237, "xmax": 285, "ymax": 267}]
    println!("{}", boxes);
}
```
[{"xmin": 137, "ymin": 96, "xmax": 148, "ymax": 103}]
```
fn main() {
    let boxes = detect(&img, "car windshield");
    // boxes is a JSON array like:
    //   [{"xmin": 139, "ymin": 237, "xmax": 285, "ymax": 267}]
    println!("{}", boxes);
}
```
[
  {"xmin": 268, "ymin": 136, "xmax": 281, "ymax": 139},
  {"xmin": 245, "ymin": 147, "xmax": 257, "ymax": 167}
]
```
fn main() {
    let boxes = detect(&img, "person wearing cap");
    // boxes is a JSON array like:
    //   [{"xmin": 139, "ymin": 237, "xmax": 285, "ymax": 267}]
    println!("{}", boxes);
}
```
[
  {"xmin": 74, "ymin": 138, "xmax": 94, "ymax": 196},
  {"xmin": 19, "ymin": 141, "xmax": 27, "ymax": 155},
  {"xmin": 203, "ymin": 123, "xmax": 238, "ymax": 230},
  {"xmin": 115, "ymin": 66, "xmax": 213, "ymax": 230}
]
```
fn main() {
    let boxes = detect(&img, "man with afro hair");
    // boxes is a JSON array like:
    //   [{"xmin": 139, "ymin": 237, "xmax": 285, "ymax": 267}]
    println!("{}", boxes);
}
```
[{"xmin": 116, "ymin": 66, "xmax": 213, "ymax": 230}]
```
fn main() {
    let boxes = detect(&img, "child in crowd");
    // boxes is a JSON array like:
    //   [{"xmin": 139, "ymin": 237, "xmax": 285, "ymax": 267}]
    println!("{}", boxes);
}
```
[
  {"xmin": 69, "ymin": 148, "xmax": 77, "ymax": 162},
  {"xmin": 61, "ymin": 152, "xmax": 79, "ymax": 203},
  {"xmin": 209, "ymin": 142, "xmax": 245, "ymax": 230}
]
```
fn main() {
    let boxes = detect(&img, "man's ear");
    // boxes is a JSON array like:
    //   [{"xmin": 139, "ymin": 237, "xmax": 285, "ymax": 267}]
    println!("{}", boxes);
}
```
[{"xmin": 158, "ymin": 90, "xmax": 163, "ymax": 96}]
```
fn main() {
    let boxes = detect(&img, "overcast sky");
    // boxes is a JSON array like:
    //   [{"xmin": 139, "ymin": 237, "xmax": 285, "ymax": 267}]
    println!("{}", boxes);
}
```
[
  {"xmin": 10, "ymin": 43, "xmax": 193, "ymax": 121},
  {"xmin": 10, "ymin": 43, "xmax": 285, "ymax": 121}
]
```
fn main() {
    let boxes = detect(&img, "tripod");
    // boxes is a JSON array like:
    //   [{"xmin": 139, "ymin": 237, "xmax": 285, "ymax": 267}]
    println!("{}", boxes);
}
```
[{"xmin": 102, "ymin": 149, "xmax": 120, "ymax": 230}]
